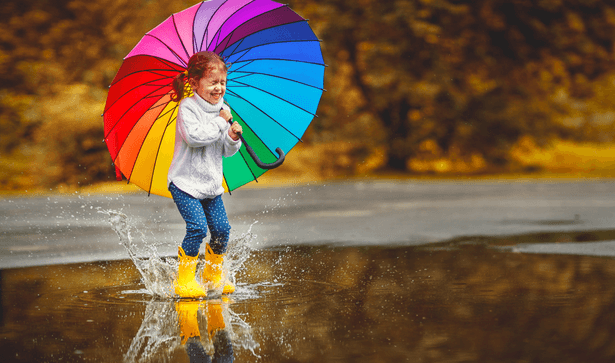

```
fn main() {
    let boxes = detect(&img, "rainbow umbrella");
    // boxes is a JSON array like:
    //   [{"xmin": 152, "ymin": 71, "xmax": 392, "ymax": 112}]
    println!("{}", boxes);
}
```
[{"xmin": 103, "ymin": 0, "xmax": 325, "ymax": 198}]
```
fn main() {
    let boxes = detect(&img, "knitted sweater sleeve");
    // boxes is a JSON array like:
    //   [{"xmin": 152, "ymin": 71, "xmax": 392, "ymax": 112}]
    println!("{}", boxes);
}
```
[
  {"xmin": 220, "ymin": 103, "xmax": 242, "ymax": 157},
  {"xmin": 222, "ymin": 132, "xmax": 242, "ymax": 157},
  {"xmin": 177, "ymin": 100, "xmax": 228, "ymax": 148}
]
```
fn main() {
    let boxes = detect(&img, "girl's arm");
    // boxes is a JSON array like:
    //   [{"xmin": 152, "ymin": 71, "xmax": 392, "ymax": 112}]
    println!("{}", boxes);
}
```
[
  {"xmin": 222, "ymin": 125, "xmax": 242, "ymax": 157},
  {"xmin": 177, "ymin": 100, "xmax": 228, "ymax": 148},
  {"xmin": 220, "ymin": 105, "xmax": 241, "ymax": 157}
]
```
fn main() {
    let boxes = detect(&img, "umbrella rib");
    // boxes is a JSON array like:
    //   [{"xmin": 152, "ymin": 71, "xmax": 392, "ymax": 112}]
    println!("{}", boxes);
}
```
[
  {"xmin": 223, "ymin": 34, "xmax": 248, "ymax": 63},
  {"xmin": 144, "ymin": 104, "xmax": 179, "ymax": 196},
  {"xmin": 230, "ymin": 105, "xmax": 278, "ymax": 176},
  {"xmin": 229, "ymin": 101, "xmax": 291, "ymax": 177},
  {"xmin": 200, "ymin": 29, "xmax": 209, "ymax": 53},
  {"xmin": 172, "ymin": 14, "xmax": 191, "ymax": 62},
  {"xmin": 208, "ymin": 0, "xmax": 258, "ymax": 52},
  {"xmin": 140, "ymin": 92, "xmax": 175, "ymax": 103},
  {"xmin": 191, "ymin": 2, "xmax": 201, "ymax": 54},
  {"xmin": 156, "ymin": 55, "xmax": 189, "ymax": 70},
  {"xmin": 111, "ymin": 69, "xmax": 178, "ymax": 88},
  {"xmin": 231, "ymin": 144, "xmax": 261, "ymax": 187},
  {"xmin": 225, "ymin": 88, "xmax": 302, "ymax": 143},
  {"xmin": 230, "ymin": 70, "xmax": 324, "ymax": 91},
  {"xmin": 124, "ymin": 100, "xmax": 177, "ymax": 187},
  {"xmin": 141, "ymin": 34, "xmax": 188, "ymax": 67},
  {"xmin": 197, "ymin": 0, "xmax": 230, "ymax": 52},
  {"xmin": 213, "ymin": 6, "xmax": 303, "ymax": 55},
  {"xmin": 136, "ymin": 56, "xmax": 189, "ymax": 77},
  {"xmin": 211, "ymin": 25, "xmax": 223, "ymax": 53},
  {"xmin": 105, "ymin": 82, "xmax": 172, "ymax": 140},
  {"xmin": 212, "ymin": 0, "xmax": 263, "ymax": 52},
  {"xmin": 225, "ymin": 38, "xmax": 322, "ymax": 64},
  {"xmin": 137, "ymin": 97, "xmax": 168, "ymax": 109},
  {"xmin": 229, "ymin": 79, "xmax": 317, "ymax": 117},
  {"xmin": 232, "ymin": 56, "xmax": 325, "ymax": 67},
  {"xmin": 116, "ymin": 77, "xmax": 179, "ymax": 187},
  {"xmin": 106, "ymin": 81, "xmax": 174, "ymax": 117},
  {"xmin": 228, "ymin": 58, "xmax": 254, "ymax": 73},
  {"xmin": 109, "ymin": 58, "xmax": 182, "ymax": 87},
  {"xmin": 239, "ymin": 146, "xmax": 260, "ymax": 181},
  {"xmin": 220, "ymin": 18, "xmax": 312, "ymax": 57},
  {"xmin": 229, "ymin": 38, "xmax": 320, "ymax": 57},
  {"xmin": 210, "ymin": 2, "xmax": 248, "ymax": 54},
  {"xmin": 150, "ymin": 99, "xmax": 178, "ymax": 120},
  {"xmin": 105, "ymin": 74, "xmax": 174, "ymax": 121},
  {"xmin": 211, "ymin": 20, "xmax": 234, "ymax": 53}
]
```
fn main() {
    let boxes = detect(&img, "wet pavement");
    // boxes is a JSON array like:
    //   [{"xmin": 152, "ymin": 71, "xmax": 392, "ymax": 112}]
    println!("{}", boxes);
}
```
[
  {"xmin": 3, "ymin": 243, "xmax": 615, "ymax": 362},
  {"xmin": 2, "ymin": 180, "xmax": 615, "ymax": 362},
  {"xmin": 3, "ymin": 179, "xmax": 615, "ymax": 268}
]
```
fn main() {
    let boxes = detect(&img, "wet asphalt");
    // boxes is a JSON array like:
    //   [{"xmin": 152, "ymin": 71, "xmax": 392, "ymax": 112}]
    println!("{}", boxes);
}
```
[{"xmin": 2, "ymin": 179, "xmax": 615, "ymax": 268}]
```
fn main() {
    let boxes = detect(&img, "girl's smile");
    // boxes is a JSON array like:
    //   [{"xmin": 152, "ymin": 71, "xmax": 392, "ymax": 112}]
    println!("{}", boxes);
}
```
[{"xmin": 191, "ymin": 65, "xmax": 227, "ymax": 104}]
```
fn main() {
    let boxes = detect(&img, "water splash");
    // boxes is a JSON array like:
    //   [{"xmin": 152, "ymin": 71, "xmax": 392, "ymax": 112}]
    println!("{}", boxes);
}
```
[
  {"xmin": 123, "ymin": 301, "xmax": 179, "ymax": 363},
  {"xmin": 225, "ymin": 304, "xmax": 261, "ymax": 356},
  {"xmin": 99, "ymin": 210, "xmax": 177, "ymax": 298},
  {"xmin": 100, "ymin": 210, "xmax": 261, "ymax": 361},
  {"xmin": 99, "ymin": 210, "xmax": 258, "ymax": 299}
]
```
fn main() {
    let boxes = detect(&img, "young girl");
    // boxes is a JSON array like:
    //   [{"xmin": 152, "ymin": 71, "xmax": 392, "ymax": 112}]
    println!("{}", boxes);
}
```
[{"xmin": 168, "ymin": 51, "xmax": 242, "ymax": 298}]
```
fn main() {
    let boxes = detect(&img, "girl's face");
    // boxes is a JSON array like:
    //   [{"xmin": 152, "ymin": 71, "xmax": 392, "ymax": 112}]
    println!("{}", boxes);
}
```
[{"xmin": 191, "ymin": 64, "xmax": 227, "ymax": 104}]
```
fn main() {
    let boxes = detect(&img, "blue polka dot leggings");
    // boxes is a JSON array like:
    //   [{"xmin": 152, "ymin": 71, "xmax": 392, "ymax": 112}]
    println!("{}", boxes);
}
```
[{"xmin": 169, "ymin": 183, "xmax": 231, "ymax": 257}]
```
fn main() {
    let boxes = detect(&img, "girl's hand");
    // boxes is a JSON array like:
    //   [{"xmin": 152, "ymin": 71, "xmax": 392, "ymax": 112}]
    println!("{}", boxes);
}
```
[
  {"xmin": 228, "ymin": 121, "xmax": 242, "ymax": 141},
  {"xmin": 219, "ymin": 109, "xmax": 233, "ymax": 122}
]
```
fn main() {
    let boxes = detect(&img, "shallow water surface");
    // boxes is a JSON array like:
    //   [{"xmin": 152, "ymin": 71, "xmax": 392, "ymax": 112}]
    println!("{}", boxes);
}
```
[{"xmin": 2, "ymin": 244, "xmax": 615, "ymax": 362}]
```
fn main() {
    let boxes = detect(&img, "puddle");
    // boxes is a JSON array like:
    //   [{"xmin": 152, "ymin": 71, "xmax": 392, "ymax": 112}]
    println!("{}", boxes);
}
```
[{"xmin": 2, "ymin": 243, "xmax": 615, "ymax": 362}]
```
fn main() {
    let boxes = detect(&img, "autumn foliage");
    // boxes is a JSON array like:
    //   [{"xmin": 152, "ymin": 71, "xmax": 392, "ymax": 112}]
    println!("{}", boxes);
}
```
[{"xmin": 2, "ymin": 0, "xmax": 615, "ymax": 191}]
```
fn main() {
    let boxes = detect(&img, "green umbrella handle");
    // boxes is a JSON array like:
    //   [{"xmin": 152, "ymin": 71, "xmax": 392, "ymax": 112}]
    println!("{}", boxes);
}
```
[{"xmin": 228, "ymin": 119, "xmax": 285, "ymax": 170}]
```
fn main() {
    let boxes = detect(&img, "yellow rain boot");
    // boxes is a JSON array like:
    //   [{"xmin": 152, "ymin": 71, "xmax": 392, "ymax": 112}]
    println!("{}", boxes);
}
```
[
  {"xmin": 176, "ymin": 301, "xmax": 202, "ymax": 344},
  {"xmin": 175, "ymin": 247, "xmax": 208, "ymax": 298},
  {"xmin": 207, "ymin": 302, "xmax": 226, "ymax": 341},
  {"xmin": 203, "ymin": 244, "xmax": 235, "ymax": 294}
]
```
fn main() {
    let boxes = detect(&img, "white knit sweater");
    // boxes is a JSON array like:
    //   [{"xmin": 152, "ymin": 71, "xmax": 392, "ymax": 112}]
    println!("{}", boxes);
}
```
[{"xmin": 167, "ymin": 94, "xmax": 241, "ymax": 199}]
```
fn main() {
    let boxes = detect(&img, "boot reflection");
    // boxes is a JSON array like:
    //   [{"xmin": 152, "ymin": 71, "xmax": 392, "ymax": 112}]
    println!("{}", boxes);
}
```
[
  {"xmin": 176, "ymin": 301, "xmax": 201, "ymax": 345},
  {"xmin": 207, "ymin": 301, "xmax": 233, "ymax": 363},
  {"xmin": 176, "ymin": 299, "xmax": 234, "ymax": 363}
]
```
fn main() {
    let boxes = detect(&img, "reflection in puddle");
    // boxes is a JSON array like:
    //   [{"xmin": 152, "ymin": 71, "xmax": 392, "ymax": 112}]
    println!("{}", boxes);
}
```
[
  {"xmin": 3, "ymin": 243, "xmax": 615, "ymax": 362},
  {"xmin": 125, "ymin": 299, "xmax": 258, "ymax": 363}
]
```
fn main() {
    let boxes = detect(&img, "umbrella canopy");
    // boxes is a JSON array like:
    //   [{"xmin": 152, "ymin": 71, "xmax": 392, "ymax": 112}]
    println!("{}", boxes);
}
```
[{"xmin": 103, "ymin": 0, "xmax": 325, "ymax": 198}]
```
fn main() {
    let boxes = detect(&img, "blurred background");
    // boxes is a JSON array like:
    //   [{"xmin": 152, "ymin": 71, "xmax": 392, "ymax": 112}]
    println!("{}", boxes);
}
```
[{"xmin": 2, "ymin": 0, "xmax": 615, "ymax": 193}]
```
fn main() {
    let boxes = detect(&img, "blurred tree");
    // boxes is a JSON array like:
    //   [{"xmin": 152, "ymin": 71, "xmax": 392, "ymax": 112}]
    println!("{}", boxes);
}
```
[
  {"xmin": 0, "ymin": 0, "xmax": 197, "ymax": 188},
  {"xmin": 296, "ymin": 0, "xmax": 615, "ymax": 172},
  {"xmin": 2, "ymin": 0, "xmax": 615, "ymax": 190}
]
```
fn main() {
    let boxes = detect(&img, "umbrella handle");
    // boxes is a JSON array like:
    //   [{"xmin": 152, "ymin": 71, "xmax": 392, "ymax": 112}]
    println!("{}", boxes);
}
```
[
  {"xmin": 228, "ymin": 118, "xmax": 285, "ymax": 169},
  {"xmin": 238, "ymin": 134, "xmax": 285, "ymax": 170}
]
